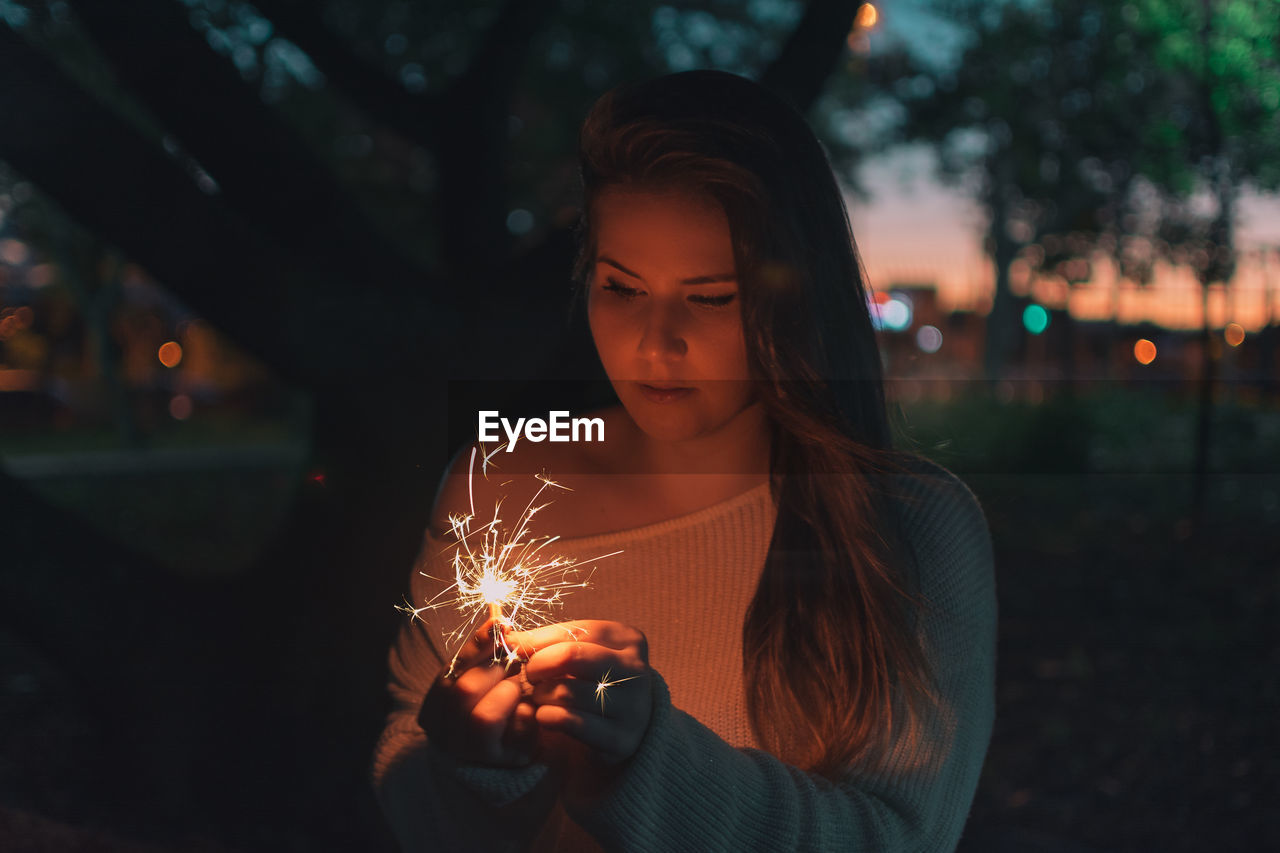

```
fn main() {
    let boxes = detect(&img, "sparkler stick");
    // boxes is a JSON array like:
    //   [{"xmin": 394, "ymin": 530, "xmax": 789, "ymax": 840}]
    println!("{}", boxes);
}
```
[{"xmin": 398, "ymin": 442, "xmax": 622, "ymax": 678}]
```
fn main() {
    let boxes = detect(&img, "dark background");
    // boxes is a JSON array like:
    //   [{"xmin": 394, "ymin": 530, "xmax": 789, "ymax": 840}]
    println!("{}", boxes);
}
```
[{"xmin": 0, "ymin": 2, "xmax": 1276, "ymax": 851}]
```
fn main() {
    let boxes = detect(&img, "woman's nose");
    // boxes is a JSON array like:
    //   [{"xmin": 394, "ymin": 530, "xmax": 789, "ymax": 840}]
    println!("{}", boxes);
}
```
[{"xmin": 636, "ymin": 301, "xmax": 688, "ymax": 362}]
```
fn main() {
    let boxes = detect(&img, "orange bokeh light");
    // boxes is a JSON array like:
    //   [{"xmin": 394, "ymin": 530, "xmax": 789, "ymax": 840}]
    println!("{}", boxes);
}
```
[
  {"xmin": 1224, "ymin": 323, "xmax": 1245, "ymax": 347},
  {"xmin": 1134, "ymin": 338, "xmax": 1157, "ymax": 365},
  {"xmin": 158, "ymin": 340, "xmax": 183, "ymax": 368},
  {"xmin": 855, "ymin": 3, "xmax": 878, "ymax": 28}
]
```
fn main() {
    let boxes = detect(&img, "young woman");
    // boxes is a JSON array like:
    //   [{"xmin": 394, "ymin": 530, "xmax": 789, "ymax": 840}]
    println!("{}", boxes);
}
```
[{"xmin": 371, "ymin": 69, "xmax": 996, "ymax": 852}]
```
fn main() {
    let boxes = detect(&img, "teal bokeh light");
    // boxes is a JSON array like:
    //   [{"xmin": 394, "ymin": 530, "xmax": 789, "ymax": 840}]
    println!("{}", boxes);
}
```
[{"xmin": 1022, "ymin": 304, "xmax": 1049, "ymax": 335}]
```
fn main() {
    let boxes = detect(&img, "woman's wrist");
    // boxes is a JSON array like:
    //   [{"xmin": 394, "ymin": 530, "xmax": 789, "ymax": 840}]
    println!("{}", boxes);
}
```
[
  {"xmin": 425, "ymin": 740, "xmax": 552, "ymax": 808},
  {"xmin": 561, "ymin": 668, "xmax": 670, "ymax": 809}
]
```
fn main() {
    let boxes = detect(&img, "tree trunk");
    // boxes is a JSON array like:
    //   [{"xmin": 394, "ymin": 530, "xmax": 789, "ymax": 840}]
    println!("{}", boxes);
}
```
[
  {"xmin": 1261, "ymin": 250, "xmax": 1277, "ymax": 396},
  {"xmin": 760, "ymin": 0, "xmax": 866, "ymax": 112},
  {"xmin": 1190, "ymin": 165, "xmax": 1236, "ymax": 537},
  {"xmin": 50, "ymin": 227, "xmax": 142, "ymax": 448},
  {"xmin": 1191, "ymin": 278, "xmax": 1215, "ymax": 533},
  {"xmin": 982, "ymin": 160, "xmax": 1021, "ymax": 385}
]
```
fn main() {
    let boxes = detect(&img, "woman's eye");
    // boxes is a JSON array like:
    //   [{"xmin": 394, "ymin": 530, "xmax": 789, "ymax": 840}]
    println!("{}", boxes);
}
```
[
  {"xmin": 601, "ymin": 279, "xmax": 736, "ymax": 309},
  {"xmin": 689, "ymin": 293, "xmax": 737, "ymax": 308},
  {"xmin": 603, "ymin": 280, "xmax": 641, "ymax": 299}
]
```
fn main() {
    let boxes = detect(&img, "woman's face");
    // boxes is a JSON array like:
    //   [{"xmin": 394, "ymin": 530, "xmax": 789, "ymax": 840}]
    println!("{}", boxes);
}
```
[{"xmin": 587, "ymin": 186, "xmax": 756, "ymax": 443}]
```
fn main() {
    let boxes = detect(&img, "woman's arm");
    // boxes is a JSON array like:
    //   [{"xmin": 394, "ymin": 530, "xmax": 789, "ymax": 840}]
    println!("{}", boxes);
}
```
[{"xmin": 561, "ymin": 469, "xmax": 997, "ymax": 853}]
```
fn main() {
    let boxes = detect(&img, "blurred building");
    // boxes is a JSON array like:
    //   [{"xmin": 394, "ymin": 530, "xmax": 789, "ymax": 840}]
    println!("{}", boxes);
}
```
[
  {"xmin": 873, "ymin": 281, "xmax": 1277, "ymax": 402},
  {"xmin": 1, "ymin": 236, "xmax": 289, "ymax": 438}
]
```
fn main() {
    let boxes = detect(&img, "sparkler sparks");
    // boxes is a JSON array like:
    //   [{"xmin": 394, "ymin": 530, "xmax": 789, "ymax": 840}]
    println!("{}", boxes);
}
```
[
  {"xmin": 594, "ymin": 668, "xmax": 644, "ymax": 714},
  {"xmin": 397, "ymin": 442, "xmax": 621, "ymax": 677}
]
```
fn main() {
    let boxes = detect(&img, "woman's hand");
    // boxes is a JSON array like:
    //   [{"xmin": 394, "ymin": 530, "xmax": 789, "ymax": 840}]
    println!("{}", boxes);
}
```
[
  {"xmin": 506, "ymin": 620, "xmax": 653, "ymax": 770},
  {"xmin": 417, "ymin": 617, "xmax": 539, "ymax": 767}
]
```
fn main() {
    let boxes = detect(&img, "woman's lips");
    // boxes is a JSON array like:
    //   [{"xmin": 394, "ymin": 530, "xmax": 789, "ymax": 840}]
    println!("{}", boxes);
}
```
[{"xmin": 636, "ymin": 383, "xmax": 696, "ymax": 404}]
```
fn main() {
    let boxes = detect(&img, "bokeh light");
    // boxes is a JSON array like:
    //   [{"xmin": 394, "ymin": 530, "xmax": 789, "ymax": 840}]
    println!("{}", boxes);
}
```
[
  {"xmin": 916, "ymin": 324, "xmax": 943, "ymax": 353},
  {"xmin": 169, "ymin": 394, "xmax": 193, "ymax": 420},
  {"xmin": 28, "ymin": 264, "xmax": 56, "ymax": 287},
  {"xmin": 158, "ymin": 340, "xmax": 183, "ymax": 368},
  {"xmin": 0, "ymin": 238, "xmax": 29, "ymax": 265},
  {"xmin": 847, "ymin": 3, "xmax": 877, "ymax": 53},
  {"xmin": 881, "ymin": 297, "xmax": 911, "ymax": 330},
  {"xmin": 1022, "ymin": 304, "xmax": 1049, "ymax": 335},
  {"xmin": 1134, "ymin": 338, "xmax": 1157, "ymax": 365},
  {"xmin": 0, "ymin": 306, "xmax": 33, "ymax": 341},
  {"xmin": 506, "ymin": 208, "xmax": 534, "ymax": 235},
  {"xmin": 870, "ymin": 291, "xmax": 915, "ymax": 331},
  {"xmin": 1224, "ymin": 323, "xmax": 1245, "ymax": 347}
]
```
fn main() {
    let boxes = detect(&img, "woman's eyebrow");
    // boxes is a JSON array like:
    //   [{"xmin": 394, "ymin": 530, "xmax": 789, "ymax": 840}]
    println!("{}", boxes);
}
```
[{"xmin": 597, "ymin": 255, "xmax": 736, "ymax": 285}]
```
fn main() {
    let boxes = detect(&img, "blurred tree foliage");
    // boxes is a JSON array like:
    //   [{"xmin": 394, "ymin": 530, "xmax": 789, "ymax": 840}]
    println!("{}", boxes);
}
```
[{"xmin": 888, "ymin": 0, "xmax": 1280, "ymax": 380}]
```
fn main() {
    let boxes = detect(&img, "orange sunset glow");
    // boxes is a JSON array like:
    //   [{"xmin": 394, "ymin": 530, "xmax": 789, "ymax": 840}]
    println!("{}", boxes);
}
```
[{"xmin": 849, "ymin": 151, "xmax": 1280, "ymax": 332}]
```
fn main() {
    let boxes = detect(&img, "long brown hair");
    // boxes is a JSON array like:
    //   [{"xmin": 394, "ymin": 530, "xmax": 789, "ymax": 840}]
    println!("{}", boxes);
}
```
[{"xmin": 570, "ymin": 70, "xmax": 941, "ymax": 779}]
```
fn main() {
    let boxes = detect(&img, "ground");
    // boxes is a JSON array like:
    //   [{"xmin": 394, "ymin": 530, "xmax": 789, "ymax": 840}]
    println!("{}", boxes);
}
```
[{"xmin": 0, "ymin": 390, "xmax": 1275, "ymax": 851}]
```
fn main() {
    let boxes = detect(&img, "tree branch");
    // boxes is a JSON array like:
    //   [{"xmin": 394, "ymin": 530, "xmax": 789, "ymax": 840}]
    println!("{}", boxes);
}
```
[
  {"xmin": 0, "ymin": 25, "xmax": 458, "ymax": 390},
  {"xmin": 759, "ymin": 0, "xmax": 862, "ymax": 115},
  {"xmin": 64, "ymin": 0, "xmax": 434, "ymax": 298},
  {"xmin": 453, "ymin": 0, "xmax": 560, "ymax": 104},
  {"xmin": 430, "ymin": 0, "xmax": 562, "ymax": 275},
  {"xmin": 250, "ymin": 0, "xmax": 442, "ymax": 149},
  {"xmin": 254, "ymin": 0, "xmax": 561, "ymax": 277}
]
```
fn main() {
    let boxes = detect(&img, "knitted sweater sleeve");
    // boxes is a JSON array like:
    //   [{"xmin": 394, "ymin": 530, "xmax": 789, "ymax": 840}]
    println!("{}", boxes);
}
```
[
  {"xmin": 369, "ymin": 529, "xmax": 560, "ymax": 852},
  {"xmin": 563, "ymin": 467, "xmax": 998, "ymax": 853}
]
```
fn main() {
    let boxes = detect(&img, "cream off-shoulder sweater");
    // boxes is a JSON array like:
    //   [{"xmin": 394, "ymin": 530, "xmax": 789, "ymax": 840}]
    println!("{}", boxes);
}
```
[{"xmin": 370, "ymin": 456, "xmax": 996, "ymax": 852}]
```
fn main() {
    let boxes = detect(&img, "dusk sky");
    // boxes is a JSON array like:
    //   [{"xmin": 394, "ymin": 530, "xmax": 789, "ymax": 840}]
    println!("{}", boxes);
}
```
[
  {"xmin": 848, "ymin": 0, "xmax": 1280, "ymax": 332},
  {"xmin": 849, "ymin": 147, "xmax": 1280, "ymax": 331}
]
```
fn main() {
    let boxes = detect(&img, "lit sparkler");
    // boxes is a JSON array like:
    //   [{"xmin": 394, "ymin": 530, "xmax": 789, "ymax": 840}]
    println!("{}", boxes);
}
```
[{"xmin": 398, "ymin": 442, "xmax": 621, "ymax": 677}]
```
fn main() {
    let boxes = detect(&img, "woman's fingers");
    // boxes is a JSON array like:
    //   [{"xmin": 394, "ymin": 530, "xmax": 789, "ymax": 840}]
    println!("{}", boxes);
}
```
[
  {"xmin": 417, "ymin": 617, "xmax": 538, "ymax": 767},
  {"xmin": 507, "ymin": 699, "xmax": 537, "ymax": 737},
  {"xmin": 521, "ymin": 638, "xmax": 646, "ymax": 685},
  {"xmin": 534, "ymin": 703, "xmax": 637, "ymax": 766},
  {"xmin": 530, "ymin": 672, "xmax": 646, "ymax": 716},
  {"xmin": 425, "ymin": 673, "xmax": 536, "ymax": 766},
  {"xmin": 450, "ymin": 659, "xmax": 503, "ymax": 694},
  {"xmin": 506, "ymin": 620, "xmax": 647, "ymax": 660},
  {"xmin": 467, "ymin": 678, "xmax": 526, "ymax": 763},
  {"xmin": 419, "ymin": 661, "xmax": 506, "ymax": 742},
  {"xmin": 487, "ymin": 620, "xmax": 654, "ymax": 767},
  {"xmin": 529, "ymin": 677, "xmax": 596, "ymax": 709},
  {"xmin": 468, "ymin": 676, "xmax": 522, "ymax": 733},
  {"xmin": 500, "ymin": 701, "xmax": 539, "ymax": 763},
  {"xmin": 449, "ymin": 616, "xmax": 511, "ymax": 672}
]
